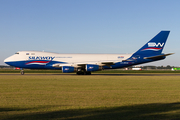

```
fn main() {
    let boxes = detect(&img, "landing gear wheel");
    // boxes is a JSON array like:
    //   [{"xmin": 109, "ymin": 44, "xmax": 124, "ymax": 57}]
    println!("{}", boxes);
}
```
[
  {"xmin": 76, "ymin": 71, "xmax": 91, "ymax": 75},
  {"xmin": 77, "ymin": 71, "xmax": 83, "ymax": 75},
  {"xmin": 21, "ymin": 71, "xmax": 24, "ymax": 75},
  {"xmin": 85, "ymin": 71, "xmax": 91, "ymax": 75}
]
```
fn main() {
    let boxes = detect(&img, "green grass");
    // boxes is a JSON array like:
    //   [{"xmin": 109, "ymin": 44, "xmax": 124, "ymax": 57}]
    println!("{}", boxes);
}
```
[{"xmin": 1, "ymin": 75, "xmax": 180, "ymax": 119}]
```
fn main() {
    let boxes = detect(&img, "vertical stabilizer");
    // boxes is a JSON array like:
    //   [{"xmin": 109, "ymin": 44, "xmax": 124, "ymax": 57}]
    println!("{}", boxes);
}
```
[{"xmin": 132, "ymin": 31, "xmax": 170, "ymax": 57}]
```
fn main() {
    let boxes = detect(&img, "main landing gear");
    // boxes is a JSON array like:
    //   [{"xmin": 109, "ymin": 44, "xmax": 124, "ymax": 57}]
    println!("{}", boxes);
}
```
[{"xmin": 76, "ymin": 71, "xmax": 91, "ymax": 75}]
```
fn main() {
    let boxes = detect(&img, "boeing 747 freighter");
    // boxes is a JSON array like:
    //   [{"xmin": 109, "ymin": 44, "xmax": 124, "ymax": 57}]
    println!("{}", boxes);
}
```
[{"xmin": 4, "ymin": 31, "xmax": 173, "ymax": 75}]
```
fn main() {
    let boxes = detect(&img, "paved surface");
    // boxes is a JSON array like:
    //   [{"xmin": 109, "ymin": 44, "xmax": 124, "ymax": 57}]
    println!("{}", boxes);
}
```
[{"xmin": 1, "ymin": 73, "xmax": 180, "ymax": 76}]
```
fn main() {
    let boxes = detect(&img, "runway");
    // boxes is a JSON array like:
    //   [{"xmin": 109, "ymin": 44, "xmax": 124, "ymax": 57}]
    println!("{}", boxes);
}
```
[{"xmin": 1, "ymin": 73, "xmax": 180, "ymax": 76}]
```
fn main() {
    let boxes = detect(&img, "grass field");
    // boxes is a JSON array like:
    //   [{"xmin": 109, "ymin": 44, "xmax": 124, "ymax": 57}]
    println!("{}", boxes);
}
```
[{"xmin": 1, "ymin": 75, "xmax": 180, "ymax": 120}]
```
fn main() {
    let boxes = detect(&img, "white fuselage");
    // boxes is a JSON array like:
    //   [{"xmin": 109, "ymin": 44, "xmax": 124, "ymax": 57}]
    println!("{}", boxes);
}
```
[{"xmin": 4, "ymin": 51, "xmax": 132, "ymax": 64}]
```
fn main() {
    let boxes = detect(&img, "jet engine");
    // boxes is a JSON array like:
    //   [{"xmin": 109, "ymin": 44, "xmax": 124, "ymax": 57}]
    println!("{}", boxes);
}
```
[
  {"xmin": 86, "ymin": 64, "xmax": 103, "ymax": 72},
  {"xmin": 62, "ymin": 66, "xmax": 75, "ymax": 73}
]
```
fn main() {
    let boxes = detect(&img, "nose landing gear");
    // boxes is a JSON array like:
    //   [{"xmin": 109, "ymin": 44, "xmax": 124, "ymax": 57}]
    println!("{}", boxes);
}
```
[{"xmin": 20, "ymin": 68, "xmax": 24, "ymax": 75}]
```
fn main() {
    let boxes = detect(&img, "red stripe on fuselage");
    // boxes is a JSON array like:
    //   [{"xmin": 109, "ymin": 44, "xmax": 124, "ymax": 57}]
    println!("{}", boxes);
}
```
[{"xmin": 26, "ymin": 61, "xmax": 50, "ymax": 65}]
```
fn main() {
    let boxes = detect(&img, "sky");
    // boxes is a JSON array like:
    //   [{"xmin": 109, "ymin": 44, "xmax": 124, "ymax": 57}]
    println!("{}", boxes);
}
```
[{"xmin": 0, "ymin": 0, "xmax": 180, "ymax": 66}]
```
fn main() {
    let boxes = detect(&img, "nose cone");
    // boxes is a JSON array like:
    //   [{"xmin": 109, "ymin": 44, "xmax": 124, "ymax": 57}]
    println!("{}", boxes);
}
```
[
  {"xmin": 4, "ymin": 57, "xmax": 10, "ymax": 65},
  {"xmin": 4, "ymin": 56, "xmax": 14, "ymax": 66}
]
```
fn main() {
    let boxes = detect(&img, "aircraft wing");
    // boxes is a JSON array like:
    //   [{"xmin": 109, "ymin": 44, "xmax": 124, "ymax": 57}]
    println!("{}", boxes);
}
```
[{"xmin": 52, "ymin": 60, "xmax": 119, "ymax": 68}]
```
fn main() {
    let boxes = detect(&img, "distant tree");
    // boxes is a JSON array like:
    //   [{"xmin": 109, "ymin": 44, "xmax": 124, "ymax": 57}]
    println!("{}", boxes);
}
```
[{"xmin": 166, "ymin": 65, "xmax": 171, "ymax": 69}]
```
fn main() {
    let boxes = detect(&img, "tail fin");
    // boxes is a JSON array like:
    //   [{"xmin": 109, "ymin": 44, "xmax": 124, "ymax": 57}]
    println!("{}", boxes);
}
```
[{"xmin": 132, "ymin": 31, "xmax": 170, "ymax": 57}]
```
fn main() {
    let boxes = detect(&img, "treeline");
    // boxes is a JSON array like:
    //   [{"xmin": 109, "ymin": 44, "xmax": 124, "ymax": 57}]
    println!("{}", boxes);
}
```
[
  {"xmin": 0, "ymin": 65, "xmax": 14, "ymax": 69},
  {"xmin": 129, "ymin": 65, "xmax": 177, "ymax": 70}
]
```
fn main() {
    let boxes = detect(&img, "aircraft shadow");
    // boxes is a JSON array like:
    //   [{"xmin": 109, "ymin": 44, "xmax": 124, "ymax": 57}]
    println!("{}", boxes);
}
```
[{"xmin": 2, "ymin": 102, "xmax": 180, "ymax": 120}]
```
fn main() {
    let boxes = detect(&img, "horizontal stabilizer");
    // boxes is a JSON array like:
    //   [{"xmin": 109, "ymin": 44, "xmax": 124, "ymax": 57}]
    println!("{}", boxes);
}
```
[{"xmin": 144, "ymin": 53, "xmax": 174, "ymax": 59}]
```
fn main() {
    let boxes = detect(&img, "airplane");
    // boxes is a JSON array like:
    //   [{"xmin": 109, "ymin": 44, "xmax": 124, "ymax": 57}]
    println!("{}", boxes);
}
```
[{"xmin": 4, "ymin": 31, "xmax": 174, "ymax": 75}]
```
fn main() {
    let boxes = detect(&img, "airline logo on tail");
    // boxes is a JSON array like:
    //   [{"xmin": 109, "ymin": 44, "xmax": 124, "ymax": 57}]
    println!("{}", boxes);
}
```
[
  {"xmin": 148, "ymin": 42, "xmax": 164, "ymax": 47},
  {"xmin": 141, "ymin": 42, "xmax": 164, "ymax": 51}
]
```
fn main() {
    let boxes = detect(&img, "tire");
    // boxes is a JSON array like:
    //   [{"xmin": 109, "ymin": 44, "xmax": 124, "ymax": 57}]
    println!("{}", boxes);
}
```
[
  {"xmin": 77, "ymin": 71, "xmax": 82, "ymax": 75},
  {"xmin": 85, "ymin": 71, "xmax": 91, "ymax": 75},
  {"xmin": 21, "ymin": 71, "xmax": 24, "ymax": 75}
]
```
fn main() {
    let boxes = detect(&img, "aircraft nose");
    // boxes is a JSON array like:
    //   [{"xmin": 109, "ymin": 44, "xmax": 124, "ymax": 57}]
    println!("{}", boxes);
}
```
[
  {"xmin": 4, "ymin": 57, "xmax": 13, "ymax": 65},
  {"xmin": 4, "ymin": 58, "xmax": 9, "ymax": 63}
]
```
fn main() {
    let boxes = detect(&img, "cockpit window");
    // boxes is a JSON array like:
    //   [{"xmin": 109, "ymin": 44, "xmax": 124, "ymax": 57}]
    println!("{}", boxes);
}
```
[{"xmin": 15, "ymin": 52, "xmax": 19, "ymax": 54}]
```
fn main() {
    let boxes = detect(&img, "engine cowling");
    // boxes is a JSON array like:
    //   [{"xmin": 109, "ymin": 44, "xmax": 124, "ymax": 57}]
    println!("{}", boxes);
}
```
[
  {"xmin": 86, "ymin": 64, "xmax": 102, "ymax": 72},
  {"xmin": 62, "ymin": 66, "xmax": 75, "ymax": 73}
]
